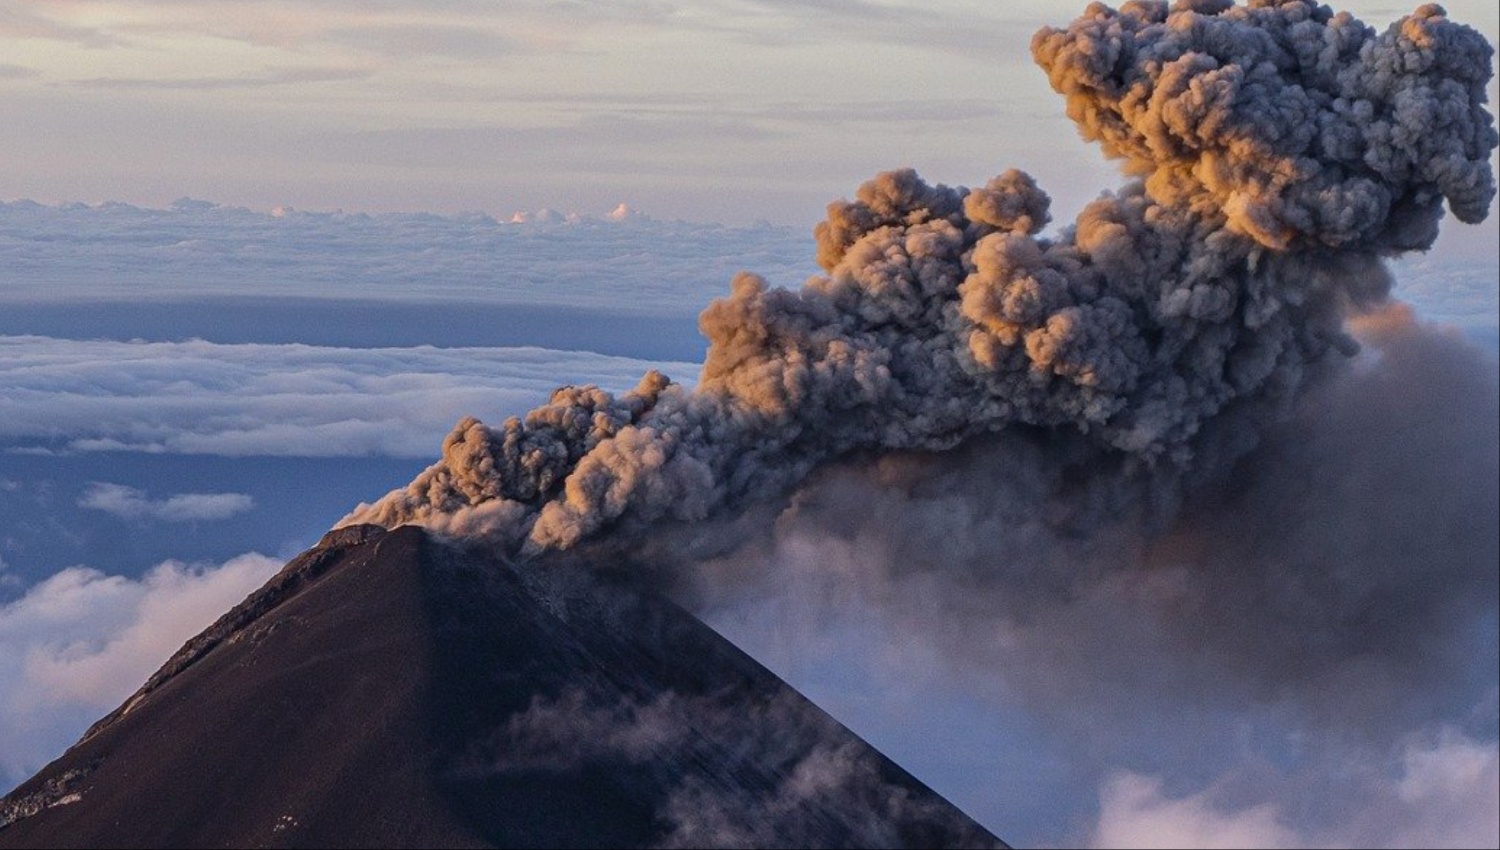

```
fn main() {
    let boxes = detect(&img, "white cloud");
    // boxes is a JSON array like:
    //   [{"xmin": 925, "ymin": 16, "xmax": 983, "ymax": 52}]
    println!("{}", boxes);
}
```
[
  {"xmin": 1386, "ymin": 727, "xmax": 1500, "ymax": 849},
  {"xmin": 0, "ymin": 336, "xmax": 698, "ymax": 458},
  {"xmin": 0, "ymin": 553, "xmax": 282, "ymax": 790},
  {"xmin": 1092, "ymin": 773, "xmax": 1303, "ymax": 850},
  {"xmin": 1090, "ymin": 728, "xmax": 1500, "ymax": 850},
  {"xmin": 77, "ymin": 482, "xmax": 254, "ymax": 523},
  {"xmin": 1391, "ymin": 254, "xmax": 1500, "ymax": 336}
]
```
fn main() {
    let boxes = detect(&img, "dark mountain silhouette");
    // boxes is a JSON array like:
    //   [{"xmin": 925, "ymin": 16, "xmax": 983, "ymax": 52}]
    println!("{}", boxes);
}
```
[{"xmin": 0, "ymin": 524, "xmax": 1004, "ymax": 849}]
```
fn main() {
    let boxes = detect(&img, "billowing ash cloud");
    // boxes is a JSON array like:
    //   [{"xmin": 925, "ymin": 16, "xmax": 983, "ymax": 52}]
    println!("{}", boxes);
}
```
[
  {"xmin": 683, "ymin": 300, "xmax": 1498, "ymax": 845},
  {"xmin": 343, "ymin": 0, "xmax": 1497, "ymax": 561},
  {"xmin": 1032, "ymin": 0, "xmax": 1497, "ymax": 252}
]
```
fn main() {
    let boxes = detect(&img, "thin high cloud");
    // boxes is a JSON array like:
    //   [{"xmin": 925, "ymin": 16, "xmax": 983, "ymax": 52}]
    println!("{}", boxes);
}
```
[
  {"xmin": 317, "ymin": 23, "xmax": 523, "ymax": 61},
  {"xmin": 0, "ymin": 0, "xmax": 1016, "ymax": 59},
  {"xmin": 0, "ymin": 336, "xmax": 698, "ymax": 458},
  {"xmin": 0, "ymin": 552, "xmax": 282, "ymax": 791},
  {"xmin": 314, "ymin": 113, "xmax": 785, "ymax": 171},
  {"xmin": 66, "ymin": 67, "xmax": 374, "ymax": 91},
  {"xmin": 78, "ymin": 483, "xmax": 254, "ymax": 523},
  {"xmin": 706, "ymin": 0, "xmax": 1036, "ymax": 59},
  {"xmin": 0, "ymin": 4, "xmax": 120, "ymax": 49},
  {"xmin": 0, "ymin": 1, "xmax": 678, "ymax": 59}
]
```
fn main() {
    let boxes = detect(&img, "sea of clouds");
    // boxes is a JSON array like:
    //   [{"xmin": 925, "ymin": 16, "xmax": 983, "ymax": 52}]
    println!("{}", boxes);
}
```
[
  {"xmin": 0, "ymin": 198, "xmax": 815, "ymax": 309},
  {"xmin": 0, "ymin": 335, "xmax": 697, "ymax": 458}
]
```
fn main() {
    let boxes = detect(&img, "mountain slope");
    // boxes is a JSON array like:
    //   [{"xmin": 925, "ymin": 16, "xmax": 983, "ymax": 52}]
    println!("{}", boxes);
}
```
[{"xmin": 0, "ymin": 524, "xmax": 1004, "ymax": 849}]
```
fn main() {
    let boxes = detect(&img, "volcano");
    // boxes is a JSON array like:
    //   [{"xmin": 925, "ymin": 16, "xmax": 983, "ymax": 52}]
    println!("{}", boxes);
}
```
[{"xmin": 0, "ymin": 524, "xmax": 1004, "ymax": 849}]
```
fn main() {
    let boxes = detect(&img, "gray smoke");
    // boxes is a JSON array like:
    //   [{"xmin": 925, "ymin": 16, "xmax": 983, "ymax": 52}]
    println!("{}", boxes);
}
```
[
  {"xmin": 684, "ymin": 302, "xmax": 1497, "ymax": 844},
  {"xmin": 690, "ymin": 301, "xmax": 1499, "ymax": 723},
  {"xmin": 341, "ymin": 1, "xmax": 1496, "ymax": 563}
]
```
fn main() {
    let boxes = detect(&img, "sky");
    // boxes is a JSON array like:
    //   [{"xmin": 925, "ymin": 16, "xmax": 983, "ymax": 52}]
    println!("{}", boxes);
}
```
[
  {"xmin": 0, "ymin": 0, "xmax": 1093, "ymax": 225},
  {"xmin": 0, "ymin": 1, "xmax": 1493, "ymax": 238},
  {"xmin": 2, "ymin": 1, "xmax": 1499, "ymax": 848}
]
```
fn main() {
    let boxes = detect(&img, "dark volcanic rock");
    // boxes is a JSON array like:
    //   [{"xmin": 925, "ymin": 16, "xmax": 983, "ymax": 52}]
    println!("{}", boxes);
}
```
[{"xmin": 0, "ymin": 525, "xmax": 1004, "ymax": 849}]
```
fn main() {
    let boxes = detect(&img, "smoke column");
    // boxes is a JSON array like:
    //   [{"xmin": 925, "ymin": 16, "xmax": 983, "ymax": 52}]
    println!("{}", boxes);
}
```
[
  {"xmin": 339, "ymin": 2, "xmax": 1498, "ymax": 843},
  {"xmin": 344, "ymin": 0, "xmax": 1496, "ymax": 562}
]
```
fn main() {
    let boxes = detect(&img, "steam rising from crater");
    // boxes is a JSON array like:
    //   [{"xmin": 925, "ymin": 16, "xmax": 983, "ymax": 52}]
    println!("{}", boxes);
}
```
[{"xmin": 342, "ymin": 0, "xmax": 1496, "ymax": 564}]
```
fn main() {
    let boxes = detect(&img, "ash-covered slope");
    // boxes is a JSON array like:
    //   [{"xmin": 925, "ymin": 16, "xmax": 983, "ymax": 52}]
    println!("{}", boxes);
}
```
[{"xmin": 0, "ymin": 525, "xmax": 1003, "ymax": 850}]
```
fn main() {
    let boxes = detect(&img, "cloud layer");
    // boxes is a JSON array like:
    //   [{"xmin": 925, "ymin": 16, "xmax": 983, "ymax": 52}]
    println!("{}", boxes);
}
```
[
  {"xmin": 0, "ymin": 336, "xmax": 696, "ymax": 458},
  {"xmin": 1, "ymin": 194, "xmax": 1491, "ymax": 337},
  {"xmin": 0, "ymin": 199, "xmax": 814, "ymax": 310}
]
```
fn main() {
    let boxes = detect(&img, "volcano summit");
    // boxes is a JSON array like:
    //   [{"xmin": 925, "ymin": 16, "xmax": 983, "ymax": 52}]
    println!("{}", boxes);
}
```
[{"xmin": 0, "ymin": 525, "xmax": 1003, "ymax": 848}]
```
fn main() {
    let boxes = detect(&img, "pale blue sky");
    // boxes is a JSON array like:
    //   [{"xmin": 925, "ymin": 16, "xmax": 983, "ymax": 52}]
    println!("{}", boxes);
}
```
[{"xmin": 2, "ymin": 0, "xmax": 1496, "ymax": 246}]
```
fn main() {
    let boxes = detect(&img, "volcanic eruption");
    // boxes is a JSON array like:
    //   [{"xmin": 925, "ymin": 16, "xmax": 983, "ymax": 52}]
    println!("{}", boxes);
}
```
[
  {"xmin": 341, "ymin": 0, "xmax": 1497, "ymax": 563},
  {"xmin": 3, "ymin": 0, "xmax": 1496, "ymax": 847},
  {"xmin": 337, "ymin": 2, "xmax": 1500, "ymax": 839},
  {"xmin": 0, "ymin": 524, "xmax": 1003, "ymax": 847}
]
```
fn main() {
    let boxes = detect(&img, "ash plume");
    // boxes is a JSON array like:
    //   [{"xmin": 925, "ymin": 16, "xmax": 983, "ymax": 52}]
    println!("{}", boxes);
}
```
[
  {"xmin": 683, "ymin": 300, "xmax": 1498, "ymax": 845},
  {"xmin": 343, "ymin": 0, "xmax": 1497, "ymax": 564}
]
